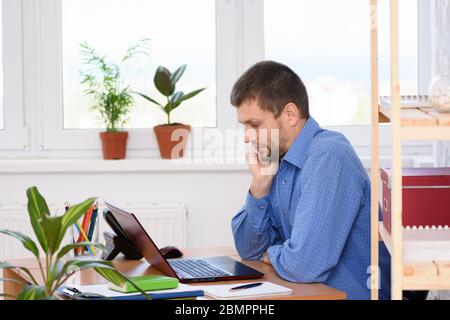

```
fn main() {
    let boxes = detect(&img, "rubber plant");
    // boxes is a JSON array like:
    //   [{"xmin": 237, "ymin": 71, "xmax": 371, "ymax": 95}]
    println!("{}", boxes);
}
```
[
  {"xmin": 0, "ymin": 186, "xmax": 147, "ymax": 300},
  {"xmin": 137, "ymin": 65, "xmax": 205, "ymax": 159},
  {"xmin": 80, "ymin": 39, "xmax": 150, "ymax": 160}
]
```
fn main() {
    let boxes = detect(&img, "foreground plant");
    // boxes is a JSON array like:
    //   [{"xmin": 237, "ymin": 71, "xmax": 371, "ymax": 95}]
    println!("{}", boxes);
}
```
[{"xmin": 0, "ymin": 186, "xmax": 146, "ymax": 300}]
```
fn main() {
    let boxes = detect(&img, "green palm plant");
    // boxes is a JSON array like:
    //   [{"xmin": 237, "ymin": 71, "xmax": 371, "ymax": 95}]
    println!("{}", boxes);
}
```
[
  {"xmin": 137, "ymin": 65, "xmax": 206, "ymax": 125},
  {"xmin": 80, "ymin": 39, "xmax": 150, "ymax": 131},
  {"xmin": 0, "ymin": 186, "xmax": 146, "ymax": 300}
]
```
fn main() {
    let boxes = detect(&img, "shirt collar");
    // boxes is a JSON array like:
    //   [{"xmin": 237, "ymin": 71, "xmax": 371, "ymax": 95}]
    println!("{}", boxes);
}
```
[{"xmin": 282, "ymin": 116, "xmax": 321, "ymax": 169}]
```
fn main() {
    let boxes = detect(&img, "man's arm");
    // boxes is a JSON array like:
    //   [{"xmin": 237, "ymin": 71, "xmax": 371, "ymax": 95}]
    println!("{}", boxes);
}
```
[
  {"xmin": 232, "ymin": 193, "xmax": 282, "ymax": 260},
  {"xmin": 232, "ymin": 143, "xmax": 281, "ymax": 260},
  {"xmin": 266, "ymin": 151, "xmax": 364, "ymax": 282}
]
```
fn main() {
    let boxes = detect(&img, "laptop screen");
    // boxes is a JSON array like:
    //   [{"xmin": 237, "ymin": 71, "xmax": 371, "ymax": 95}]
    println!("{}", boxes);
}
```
[{"xmin": 105, "ymin": 202, "xmax": 179, "ymax": 279}]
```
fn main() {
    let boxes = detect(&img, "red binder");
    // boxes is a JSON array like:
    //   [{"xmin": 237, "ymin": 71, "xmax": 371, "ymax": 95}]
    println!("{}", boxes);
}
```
[{"xmin": 381, "ymin": 167, "xmax": 450, "ymax": 233}]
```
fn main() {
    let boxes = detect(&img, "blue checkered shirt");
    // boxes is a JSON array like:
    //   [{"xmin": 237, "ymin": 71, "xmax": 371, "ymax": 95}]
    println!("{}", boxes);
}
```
[{"xmin": 232, "ymin": 117, "xmax": 391, "ymax": 300}]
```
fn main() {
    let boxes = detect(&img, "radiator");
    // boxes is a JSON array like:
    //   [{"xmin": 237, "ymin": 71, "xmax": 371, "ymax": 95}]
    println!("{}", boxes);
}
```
[{"xmin": 0, "ymin": 202, "xmax": 187, "ymax": 260}]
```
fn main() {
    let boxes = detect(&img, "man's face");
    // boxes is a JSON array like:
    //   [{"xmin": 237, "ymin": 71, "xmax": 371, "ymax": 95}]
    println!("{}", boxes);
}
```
[{"xmin": 237, "ymin": 99, "xmax": 289, "ymax": 161}]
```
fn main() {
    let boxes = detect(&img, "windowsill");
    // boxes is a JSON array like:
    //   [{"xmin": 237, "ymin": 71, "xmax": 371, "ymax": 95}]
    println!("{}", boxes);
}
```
[
  {"xmin": 0, "ymin": 155, "xmax": 434, "ymax": 174},
  {"xmin": 0, "ymin": 158, "xmax": 250, "ymax": 174}
]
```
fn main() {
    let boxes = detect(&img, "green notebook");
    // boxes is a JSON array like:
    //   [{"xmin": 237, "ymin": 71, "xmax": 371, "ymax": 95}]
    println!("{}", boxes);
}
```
[{"xmin": 108, "ymin": 275, "xmax": 179, "ymax": 293}]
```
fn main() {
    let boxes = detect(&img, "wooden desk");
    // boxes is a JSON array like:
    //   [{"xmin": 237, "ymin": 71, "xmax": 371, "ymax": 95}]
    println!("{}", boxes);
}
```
[{"xmin": 3, "ymin": 247, "xmax": 346, "ymax": 300}]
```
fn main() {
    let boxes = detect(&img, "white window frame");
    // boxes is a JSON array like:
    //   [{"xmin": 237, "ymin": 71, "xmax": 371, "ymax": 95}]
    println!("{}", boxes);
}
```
[
  {"xmin": 32, "ymin": 0, "xmax": 240, "ymax": 158},
  {"xmin": 1, "ymin": 0, "xmax": 433, "ymax": 158},
  {"xmin": 255, "ymin": 0, "xmax": 433, "ymax": 155},
  {"xmin": 0, "ymin": 0, "xmax": 26, "ymax": 151}
]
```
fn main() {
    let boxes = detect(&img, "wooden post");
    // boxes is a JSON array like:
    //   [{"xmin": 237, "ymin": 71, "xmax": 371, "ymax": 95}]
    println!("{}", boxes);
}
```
[
  {"xmin": 390, "ymin": 0, "xmax": 403, "ymax": 300},
  {"xmin": 370, "ymin": 0, "xmax": 380, "ymax": 301}
]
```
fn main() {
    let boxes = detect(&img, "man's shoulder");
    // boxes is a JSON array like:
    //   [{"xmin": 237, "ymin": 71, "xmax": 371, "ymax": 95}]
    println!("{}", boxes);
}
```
[
  {"xmin": 308, "ymin": 128, "xmax": 353, "ymax": 159},
  {"xmin": 307, "ymin": 128, "xmax": 369, "ymax": 181}
]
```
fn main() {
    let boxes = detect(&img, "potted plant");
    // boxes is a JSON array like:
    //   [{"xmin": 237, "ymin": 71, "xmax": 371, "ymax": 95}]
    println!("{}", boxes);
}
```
[
  {"xmin": 80, "ymin": 40, "xmax": 149, "ymax": 160},
  {"xmin": 137, "ymin": 65, "xmax": 205, "ymax": 159},
  {"xmin": 0, "ymin": 186, "xmax": 147, "ymax": 300}
]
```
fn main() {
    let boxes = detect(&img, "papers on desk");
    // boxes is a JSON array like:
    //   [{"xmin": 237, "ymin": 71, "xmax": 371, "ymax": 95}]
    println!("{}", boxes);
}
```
[
  {"xmin": 197, "ymin": 282, "xmax": 292, "ymax": 300},
  {"xmin": 62, "ymin": 283, "xmax": 203, "ymax": 300}
]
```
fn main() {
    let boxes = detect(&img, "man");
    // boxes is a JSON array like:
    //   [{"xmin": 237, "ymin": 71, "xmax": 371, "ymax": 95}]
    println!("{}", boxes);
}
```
[{"xmin": 230, "ymin": 61, "xmax": 391, "ymax": 300}]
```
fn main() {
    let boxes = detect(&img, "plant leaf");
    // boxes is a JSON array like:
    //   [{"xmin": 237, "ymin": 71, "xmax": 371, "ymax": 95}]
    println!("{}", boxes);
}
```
[
  {"xmin": 179, "ymin": 88, "xmax": 206, "ymax": 103},
  {"xmin": 16, "ymin": 285, "xmax": 48, "ymax": 300},
  {"xmin": 57, "ymin": 243, "xmax": 105, "ymax": 260},
  {"xmin": 61, "ymin": 259, "xmax": 116, "ymax": 275},
  {"xmin": 170, "ymin": 65, "xmax": 187, "ymax": 85},
  {"xmin": 26, "ymin": 186, "xmax": 49, "ymax": 253},
  {"xmin": 61, "ymin": 198, "xmax": 96, "ymax": 236},
  {"xmin": 154, "ymin": 66, "xmax": 174, "ymax": 96},
  {"xmin": 136, "ymin": 92, "xmax": 163, "ymax": 108},
  {"xmin": 0, "ymin": 229, "xmax": 40, "ymax": 258},
  {"xmin": 0, "ymin": 262, "xmax": 39, "ymax": 285},
  {"xmin": 40, "ymin": 215, "xmax": 64, "ymax": 255},
  {"xmin": 170, "ymin": 91, "xmax": 184, "ymax": 104},
  {"xmin": 0, "ymin": 277, "xmax": 27, "ymax": 285},
  {"xmin": 170, "ymin": 88, "xmax": 206, "ymax": 112},
  {"xmin": 94, "ymin": 267, "xmax": 150, "ymax": 299}
]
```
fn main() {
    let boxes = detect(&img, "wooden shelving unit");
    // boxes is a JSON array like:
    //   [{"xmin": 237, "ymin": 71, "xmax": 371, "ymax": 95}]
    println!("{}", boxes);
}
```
[{"xmin": 370, "ymin": 0, "xmax": 450, "ymax": 300}]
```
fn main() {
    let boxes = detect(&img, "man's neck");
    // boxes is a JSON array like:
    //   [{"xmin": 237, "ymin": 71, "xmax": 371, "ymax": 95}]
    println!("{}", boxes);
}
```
[{"xmin": 285, "ymin": 117, "xmax": 308, "ymax": 150}]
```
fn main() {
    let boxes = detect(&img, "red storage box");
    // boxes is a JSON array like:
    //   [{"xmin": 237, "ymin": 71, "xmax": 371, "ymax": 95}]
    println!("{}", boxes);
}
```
[{"xmin": 381, "ymin": 167, "xmax": 450, "ymax": 233}]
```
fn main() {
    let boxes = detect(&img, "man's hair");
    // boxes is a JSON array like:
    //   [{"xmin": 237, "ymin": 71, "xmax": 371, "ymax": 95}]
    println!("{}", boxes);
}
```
[{"xmin": 230, "ymin": 61, "xmax": 309, "ymax": 119}]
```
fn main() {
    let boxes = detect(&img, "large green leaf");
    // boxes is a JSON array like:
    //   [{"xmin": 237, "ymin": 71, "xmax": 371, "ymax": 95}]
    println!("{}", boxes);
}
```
[
  {"xmin": 0, "ymin": 277, "xmax": 26, "ymax": 286},
  {"xmin": 61, "ymin": 197, "xmax": 96, "ymax": 235},
  {"xmin": 26, "ymin": 186, "xmax": 49, "ymax": 253},
  {"xmin": 179, "ymin": 88, "xmax": 206, "ymax": 103},
  {"xmin": 170, "ymin": 65, "xmax": 187, "ymax": 85},
  {"xmin": 57, "ymin": 243, "xmax": 105, "ymax": 260},
  {"xmin": 40, "ymin": 215, "xmax": 64, "ymax": 255},
  {"xmin": 170, "ymin": 91, "xmax": 184, "ymax": 104},
  {"xmin": 94, "ymin": 267, "xmax": 150, "ymax": 299},
  {"xmin": 170, "ymin": 88, "xmax": 206, "ymax": 112},
  {"xmin": 0, "ymin": 229, "xmax": 40, "ymax": 258},
  {"xmin": 61, "ymin": 259, "xmax": 116, "ymax": 275},
  {"xmin": 0, "ymin": 262, "xmax": 39, "ymax": 285},
  {"xmin": 16, "ymin": 285, "xmax": 48, "ymax": 300},
  {"xmin": 136, "ymin": 92, "xmax": 163, "ymax": 108},
  {"xmin": 154, "ymin": 66, "xmax": 174, "ymax": 97}
]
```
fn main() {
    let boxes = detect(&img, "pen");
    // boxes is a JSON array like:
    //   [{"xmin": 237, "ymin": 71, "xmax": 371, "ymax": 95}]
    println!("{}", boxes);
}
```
[{"xmin": 229, "ymin": 282, "xmax": 263, "ymax": 291}]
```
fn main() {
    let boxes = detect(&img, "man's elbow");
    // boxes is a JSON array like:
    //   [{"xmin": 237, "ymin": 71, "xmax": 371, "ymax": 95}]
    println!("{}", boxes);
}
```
[{"xmin": 272, "ymin": 254, "xmax": 333, "ymax": 283}]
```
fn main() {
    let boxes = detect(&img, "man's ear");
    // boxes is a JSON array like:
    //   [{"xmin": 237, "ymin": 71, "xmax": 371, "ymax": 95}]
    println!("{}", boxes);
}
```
[{"xmin": 283, "ymin": 103, "xmax": 300, "ymax": 127}]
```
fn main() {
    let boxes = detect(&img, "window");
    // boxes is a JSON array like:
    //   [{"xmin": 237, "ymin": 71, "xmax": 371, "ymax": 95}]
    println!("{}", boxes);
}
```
[
  {"xmin": 0, "ymin": 2, "xmax": 3, "ymax": 130},
  {"xmin": 0, "ymin": 0, "xmax": 25, "ymax": 151},
  {"xmin": 62, "ymin": 0, "xmax": 216, "ymax": 130},
  {"xmin": 264, "ymin": 0, "xmax": 418, "ymax": 126}
]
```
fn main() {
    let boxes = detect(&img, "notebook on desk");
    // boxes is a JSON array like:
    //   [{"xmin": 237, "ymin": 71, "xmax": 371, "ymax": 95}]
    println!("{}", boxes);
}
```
[
  {"xmin": 58, "ymin": 283, "xmax": 203, "ymax": 300},
  {"xmin": 198, "ymin": 282, "xmax": 292, "ymax": 300}
]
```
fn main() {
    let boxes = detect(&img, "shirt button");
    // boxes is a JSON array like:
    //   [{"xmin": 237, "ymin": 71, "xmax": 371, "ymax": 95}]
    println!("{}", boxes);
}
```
[
  {"xmin": 282, "ymin": 180, "xmax": 287, "ymax": 185},
  {"xmin": 259, "ymin": 206, "xmax": 265, "ymax": 210},
  {"xmin": 283, "ymin": 209, "xmax": 288, "ymax": 215}
]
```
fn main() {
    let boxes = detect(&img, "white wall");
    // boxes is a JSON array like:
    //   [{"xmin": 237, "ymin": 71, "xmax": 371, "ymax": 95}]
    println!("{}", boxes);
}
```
[{"xmin": 0, "ymin": 162, "xmax": 252, "ymax": 249}]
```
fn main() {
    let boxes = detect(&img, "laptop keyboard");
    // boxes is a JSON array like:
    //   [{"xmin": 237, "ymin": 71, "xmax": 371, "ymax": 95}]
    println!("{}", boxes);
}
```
[{"xmin": 169, "ymin": 259, "xmax": 231, "ymax": 278}]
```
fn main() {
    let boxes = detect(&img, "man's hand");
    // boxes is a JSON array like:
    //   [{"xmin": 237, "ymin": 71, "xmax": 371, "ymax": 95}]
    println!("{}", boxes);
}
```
[
  {"xmin": 262, "ymin": 253, "xmax": 272, "ymax": 265},
  {"xmin": 247, "ymin": 143, "xmax": 278, "ymax": 199}
]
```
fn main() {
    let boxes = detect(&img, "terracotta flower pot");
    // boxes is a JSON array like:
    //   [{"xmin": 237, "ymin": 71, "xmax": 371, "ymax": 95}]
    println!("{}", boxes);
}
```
[
  {"xmin": 153, "ymin": 124, "xmax": 191, "ymax": 159},
  {"xmin": 99, "ymin": 131, "xmax": 129, "ymax": 160}
]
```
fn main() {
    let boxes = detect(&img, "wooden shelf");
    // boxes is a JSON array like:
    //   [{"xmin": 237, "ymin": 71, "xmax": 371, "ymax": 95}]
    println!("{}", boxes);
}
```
[
  {"xmin": 379, "ymin": 105, "xmax": 450, "ymax": 126},
  {"xmin": 378, "ymin": 223, "xmax": 450, "ymax": 290},
  {"xmin": 378, "ymin": 105, "xmax": 450, "ymax": 140}
]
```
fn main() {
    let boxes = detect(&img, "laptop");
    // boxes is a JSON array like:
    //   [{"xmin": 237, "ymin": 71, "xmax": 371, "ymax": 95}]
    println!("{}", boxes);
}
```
[{"xmin": 105, "ymin": 202, "xmax": 264, "ymax": 283}]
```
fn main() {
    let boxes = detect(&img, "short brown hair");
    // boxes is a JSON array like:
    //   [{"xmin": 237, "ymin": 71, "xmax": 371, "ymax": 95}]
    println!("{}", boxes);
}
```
[{"xmin": 230, "ymin": 61, "xmax": 309, "ymax": 119}]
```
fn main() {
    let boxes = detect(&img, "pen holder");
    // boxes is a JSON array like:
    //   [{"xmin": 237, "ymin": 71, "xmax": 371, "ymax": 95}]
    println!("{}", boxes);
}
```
[{"xmin": 70, "ymin": 205, "xmax": 100, "ymax": 258}]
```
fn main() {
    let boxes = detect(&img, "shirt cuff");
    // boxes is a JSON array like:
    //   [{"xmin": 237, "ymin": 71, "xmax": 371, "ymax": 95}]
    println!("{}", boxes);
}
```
[{"xmin": 245, "ymin": 191, "xmax": 271, "ymax": 230}]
